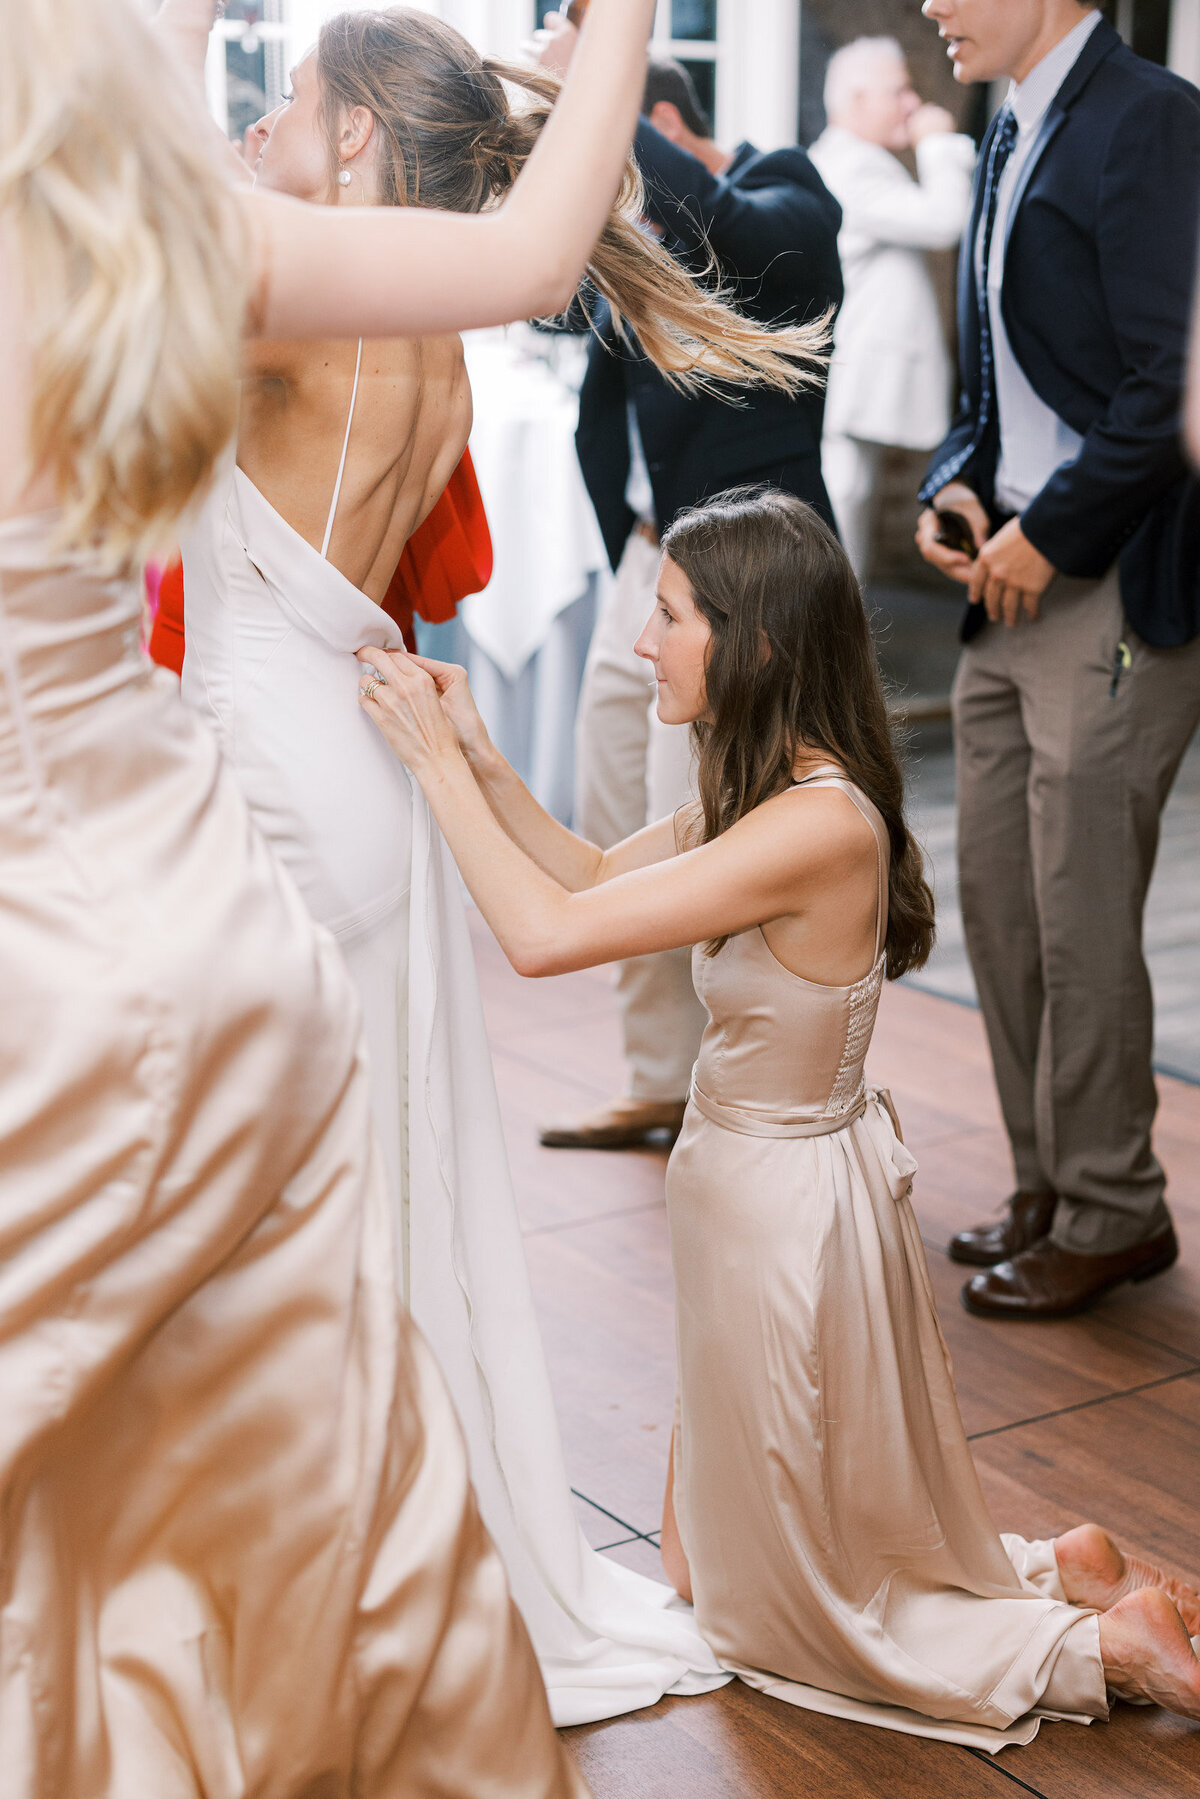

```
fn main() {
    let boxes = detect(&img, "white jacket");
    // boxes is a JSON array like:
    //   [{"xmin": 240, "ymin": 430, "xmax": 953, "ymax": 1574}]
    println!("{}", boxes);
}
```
[{"xmin": 810, "ymin": 125, "xmax": 976, "ymax": 450}]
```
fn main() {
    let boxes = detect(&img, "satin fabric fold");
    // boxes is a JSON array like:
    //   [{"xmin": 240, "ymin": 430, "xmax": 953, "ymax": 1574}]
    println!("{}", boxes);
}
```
[
  {"xmin": 0, "ymin": 511, "xmax": 584, "ymax": 1797},
  {"xmin": 668, "ymin": 774, "xmax": 1108, "ymax": 1750}
]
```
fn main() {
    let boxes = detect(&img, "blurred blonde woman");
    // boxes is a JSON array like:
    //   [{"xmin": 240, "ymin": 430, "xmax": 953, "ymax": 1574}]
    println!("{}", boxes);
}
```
[
  {"xmin": 168, "ymin": 5, "xmax": 826, "ymax": 1726},
  {"xmin": 0, "ymin": 0, "xmax": 706, "ymax": 1788}
]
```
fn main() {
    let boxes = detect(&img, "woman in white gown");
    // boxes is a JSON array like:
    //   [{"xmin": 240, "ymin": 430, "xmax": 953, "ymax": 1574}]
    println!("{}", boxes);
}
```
[
  {"xmin": 1, "ymin": 0, "xmax": 700, "ymax": 1787},
  {"xmin": 175, "ymin": 5, "xmax": 826, "ymax": 1726}
]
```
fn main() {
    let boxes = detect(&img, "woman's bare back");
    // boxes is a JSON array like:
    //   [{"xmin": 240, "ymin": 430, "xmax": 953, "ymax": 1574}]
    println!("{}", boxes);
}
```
[{"xmin": 238, "ymin": 332, "xmax": 472, "ymax": 603}]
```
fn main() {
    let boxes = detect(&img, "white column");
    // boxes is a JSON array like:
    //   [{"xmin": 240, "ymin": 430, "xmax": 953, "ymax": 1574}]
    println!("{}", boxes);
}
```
[
  {"xmin": 719, "ymin": 0, "xmax": 799, "ymax": 149},
  {"xmin": 1170, "ymin": 0, "xmax": 1200, "ymax": 84}
]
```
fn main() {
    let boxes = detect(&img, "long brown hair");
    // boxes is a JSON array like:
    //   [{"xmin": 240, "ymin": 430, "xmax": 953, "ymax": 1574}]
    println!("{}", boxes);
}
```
[
  {"xmin": 315, "ymin": 7, "xmax": 827, "ymax": 394},
  {"xmin": 661, "ymin": 489, "xmax": 935, "ymax": 978}
]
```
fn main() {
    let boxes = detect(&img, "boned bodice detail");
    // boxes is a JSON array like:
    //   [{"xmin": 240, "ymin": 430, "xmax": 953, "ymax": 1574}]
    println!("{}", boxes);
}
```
[{"xmin": 690, "ymin": 773, "xmax": 889, "ymax": 1134}]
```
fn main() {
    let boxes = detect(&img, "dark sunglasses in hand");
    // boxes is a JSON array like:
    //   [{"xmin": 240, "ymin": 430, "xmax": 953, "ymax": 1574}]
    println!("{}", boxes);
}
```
[{"xmin": 934, "ymin": 509, "xmax": 979, "ymax": 560}]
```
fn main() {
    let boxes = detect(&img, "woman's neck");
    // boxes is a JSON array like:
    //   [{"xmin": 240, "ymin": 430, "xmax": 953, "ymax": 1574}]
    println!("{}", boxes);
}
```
[{"xmin": 792, "ymin": 749, "xmax": 842, "ymax": 784}]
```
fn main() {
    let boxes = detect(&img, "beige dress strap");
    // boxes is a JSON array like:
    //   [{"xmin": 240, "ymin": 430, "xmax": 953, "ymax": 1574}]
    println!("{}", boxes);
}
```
[{"xmin": 791, "ymin": 766, "xmax": 889, "ymax": 961}]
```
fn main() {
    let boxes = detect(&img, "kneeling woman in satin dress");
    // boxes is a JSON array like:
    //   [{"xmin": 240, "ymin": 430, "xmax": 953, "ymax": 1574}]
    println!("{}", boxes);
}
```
[
  {"xmin": 0, "ymin": 0, "xmax": 677, "ymax": 1787},
  {"xmin": 357, "ymin": 486, "xmax": 1200, "ymax": 1746}
]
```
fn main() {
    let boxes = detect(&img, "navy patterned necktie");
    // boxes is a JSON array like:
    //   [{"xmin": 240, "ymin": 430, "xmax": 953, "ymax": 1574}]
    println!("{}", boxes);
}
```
[{"xmin": 924, "ymin": 106, "xmax": 1020, "ymax": 498}]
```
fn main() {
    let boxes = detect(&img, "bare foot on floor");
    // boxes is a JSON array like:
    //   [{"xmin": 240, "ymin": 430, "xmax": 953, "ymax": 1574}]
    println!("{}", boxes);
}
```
[
  {"xmin": 1056, "ymin": 1523, "xmax": 1200, "ymax": 1636},
  {"xmin": 1099, "ymin": 1588, "xmax": 1200, "ymax": 1718}
]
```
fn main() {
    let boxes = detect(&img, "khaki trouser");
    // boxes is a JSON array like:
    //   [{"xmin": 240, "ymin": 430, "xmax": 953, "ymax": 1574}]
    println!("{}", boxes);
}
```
[
  {"xmin": 575, "ymin": 532, "xmax": 708, "ymax": 1100},
  {"xmin": 953, "ymin": 565, "xmax": 1200, "ymax": 1253}
]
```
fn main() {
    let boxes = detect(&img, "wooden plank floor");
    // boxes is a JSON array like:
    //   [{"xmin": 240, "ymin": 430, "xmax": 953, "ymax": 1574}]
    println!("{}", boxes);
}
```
[{"xmin": 467, "ymin": 911, "xmax": 1200, "ymax": 1798}]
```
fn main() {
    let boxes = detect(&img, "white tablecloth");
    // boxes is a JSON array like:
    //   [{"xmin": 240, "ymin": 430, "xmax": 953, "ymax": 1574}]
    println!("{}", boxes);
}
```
[{"xmin": 417, "ymin": 326, "xmax": 610, "ymax": 824}]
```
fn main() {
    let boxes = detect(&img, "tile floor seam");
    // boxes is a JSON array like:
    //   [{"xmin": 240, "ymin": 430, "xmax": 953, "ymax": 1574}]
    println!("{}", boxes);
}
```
[
  {"xmin": 1098, "ymin": 1318, "xmax": 1200, "ymax": 1368},
  {"xmin": 963, "ymin": 1745, "xmax": 1052, "ymax": 1797},
  {"xmin": 965, "ymin": 1366, "xmax": 1200, "ymax": 1444},
  {"xmin": 570, "ymin": 1488, "xmax": 646, "ymax": 1543}
]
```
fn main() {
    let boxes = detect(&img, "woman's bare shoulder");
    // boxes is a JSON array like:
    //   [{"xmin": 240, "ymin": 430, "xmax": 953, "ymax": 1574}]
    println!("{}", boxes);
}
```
[{"xmin": 742, "ymin": 781, "xmax": 879, "ymax": 877}]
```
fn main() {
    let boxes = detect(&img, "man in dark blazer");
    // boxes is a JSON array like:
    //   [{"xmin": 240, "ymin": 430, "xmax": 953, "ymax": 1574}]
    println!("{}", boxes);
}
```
[
  {"xmin": 917, "ymin": 0, "xmax": 1200, "ymax": 1317},
  {"xmin": 532, "ymin": 42, "xmax": 843, "ymax": 1151}
]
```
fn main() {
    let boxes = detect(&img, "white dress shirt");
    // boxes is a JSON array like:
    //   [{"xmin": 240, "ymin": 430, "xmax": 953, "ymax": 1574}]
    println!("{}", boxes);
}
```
[{"xmin": 983, "ymin": 8, "xmax": 1102, "ymax": 514}]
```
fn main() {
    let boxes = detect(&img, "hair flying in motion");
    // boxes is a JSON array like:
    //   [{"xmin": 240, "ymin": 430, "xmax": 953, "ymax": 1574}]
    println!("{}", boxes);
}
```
[{"xmin": 316, "ymin": 7, "xmax": 828, "ymax": 397}]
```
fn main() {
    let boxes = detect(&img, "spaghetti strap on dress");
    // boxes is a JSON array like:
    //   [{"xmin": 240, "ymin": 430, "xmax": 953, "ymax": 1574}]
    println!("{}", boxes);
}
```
[{"xmin": 667, "ymin": 769, "xmax": 1110, "ymax": 1750}]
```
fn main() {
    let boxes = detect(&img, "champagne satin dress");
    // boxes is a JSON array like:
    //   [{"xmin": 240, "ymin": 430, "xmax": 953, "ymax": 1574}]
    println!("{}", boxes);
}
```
[
  {"xmin": 667, "ymin": 770, "xmax": 1110, "ymax": 1751},
  {"xmin": 0, "ymin": 512, "xmax": 584, "ymax": 1797}
]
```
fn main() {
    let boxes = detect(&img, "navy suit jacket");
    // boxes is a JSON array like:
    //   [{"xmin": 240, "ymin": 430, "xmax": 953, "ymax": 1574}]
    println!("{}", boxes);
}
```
[
  {"xmin": 576, "ymin": 122, "xmax": 843, "ymax": 571},
  {"xmin": 922, "ymin": 19, "xmax": 1200, "ymax": 646}
]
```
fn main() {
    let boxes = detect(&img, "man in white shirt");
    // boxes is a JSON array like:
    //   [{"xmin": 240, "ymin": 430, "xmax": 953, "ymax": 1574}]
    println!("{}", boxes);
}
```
[
  {"xmin": 811, "ymin": 38, "xmax": 976, "ymax": 579},
  {"xmin": 917, "ymin": 0, "xmax": 1200, "ymax": 1318}
]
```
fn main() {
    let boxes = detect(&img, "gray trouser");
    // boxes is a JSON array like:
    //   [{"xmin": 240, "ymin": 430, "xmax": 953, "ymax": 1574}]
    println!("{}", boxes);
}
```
[
  {"xmin": 953, "ymin": 565, "xmax": 1200, "ymax": 1253},
  {"xmin": 575, "ymin": 532, "xmax": 707, "ymax": 1100}
]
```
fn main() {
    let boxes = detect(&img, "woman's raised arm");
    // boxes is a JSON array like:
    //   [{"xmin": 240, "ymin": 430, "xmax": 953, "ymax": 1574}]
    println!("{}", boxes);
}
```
[{"xmin": 245, "ymin": 0, "xmax": 657, "ymax": 340}]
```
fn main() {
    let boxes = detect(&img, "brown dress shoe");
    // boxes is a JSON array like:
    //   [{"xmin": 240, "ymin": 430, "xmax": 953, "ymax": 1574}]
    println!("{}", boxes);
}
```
[
  {"xmin": 539, "ymin": 1097, "xmax": 688, "ymax": 1150},
  {"xmin": 948, "ymin": 1190, "xmax": 1057, "ymax": 1267},
  {"xmin": 961, "ymin": 1223, "xmax": 1179, "ymax": 1320}
]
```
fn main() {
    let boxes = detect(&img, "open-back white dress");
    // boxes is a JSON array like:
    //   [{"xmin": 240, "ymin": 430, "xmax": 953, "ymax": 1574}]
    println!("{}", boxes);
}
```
[{"xmin": 180, "ymin": 353, "xmax": 727, "ymax": 1726}]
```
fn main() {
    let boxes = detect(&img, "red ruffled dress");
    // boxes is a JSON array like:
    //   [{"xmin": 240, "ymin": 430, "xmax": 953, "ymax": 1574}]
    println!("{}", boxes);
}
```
[{"xmin": 148, "ymin": 450, "xmax": 492, "ymax": 675}]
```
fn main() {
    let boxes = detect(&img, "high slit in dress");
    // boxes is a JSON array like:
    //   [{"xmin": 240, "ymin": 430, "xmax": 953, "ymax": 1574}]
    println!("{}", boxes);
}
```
[{"xmin": 667, "ymin": 768, "xmax": 1110, "ymax": 1750}]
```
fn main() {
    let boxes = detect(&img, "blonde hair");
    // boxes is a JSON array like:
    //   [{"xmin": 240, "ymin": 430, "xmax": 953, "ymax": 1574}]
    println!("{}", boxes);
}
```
[
  {"xmin": 317, "ymin": 8, "xmax": 828, "ymax": 395},
  {"xmin": 0, "ymin": 0, "xmax": 246, "ymax": 570}
]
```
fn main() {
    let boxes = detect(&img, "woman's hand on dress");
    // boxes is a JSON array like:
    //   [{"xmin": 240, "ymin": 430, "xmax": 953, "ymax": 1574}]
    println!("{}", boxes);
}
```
[
  {"xmin": 356, "ymin": 648, "xmax": 460, "ymax": 778},
  {"xmin": 407, "ymin": 656, "xmax": 493, "ymax": 766}
]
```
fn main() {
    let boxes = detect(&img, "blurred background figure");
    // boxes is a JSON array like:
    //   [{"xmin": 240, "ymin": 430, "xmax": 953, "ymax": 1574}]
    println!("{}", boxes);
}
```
[
  {"xmin": 810, "ymin": 37, "xmax": 975, "ymax": 583},
  {"xmin": 531, "ymin": 27, "xmax": 842, "ymax": 1152}
]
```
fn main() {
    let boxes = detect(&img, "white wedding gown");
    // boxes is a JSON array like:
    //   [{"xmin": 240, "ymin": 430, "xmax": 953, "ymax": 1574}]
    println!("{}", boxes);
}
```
[{"xmin": 179, "ymin": 361, "xmax": 726, "ymax": 1726}]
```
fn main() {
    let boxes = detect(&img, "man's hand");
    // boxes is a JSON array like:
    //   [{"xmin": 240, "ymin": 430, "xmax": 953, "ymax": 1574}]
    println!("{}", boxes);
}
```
[
  {"xmin": 522, "ymin": 9, "xmax": 579, "ymax": 77},
  {"xmin": 968, "ymin": 518, "xmax": 1056, "ymax": 625},
  {"xmin": 915, "ymin": 481, "xmax": 990, "ymax": 583},
  {"xmin": 908, "ymin": 103, "xmax": 957, "ymax": 147}
]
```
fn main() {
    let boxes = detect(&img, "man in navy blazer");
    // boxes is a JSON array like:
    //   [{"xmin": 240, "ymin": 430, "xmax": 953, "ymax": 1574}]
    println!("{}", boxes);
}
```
[
  {"xmin": 530, "ymin": 41, "xmax": 842, "ymax": 1151},
  {"xmin": 575, "ymin": 114, "xmax": 843, "ymax": 570},
  {"xmin": 917, "ymin": 0, "xmax": 1200, "ymax": 1319}
]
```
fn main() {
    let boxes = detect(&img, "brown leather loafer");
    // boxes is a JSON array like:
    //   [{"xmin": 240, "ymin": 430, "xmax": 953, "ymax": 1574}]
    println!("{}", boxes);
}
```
[
  {"xmin": 961, "ymin": 1224, "xmax": 1179, "ymax": 1320},
  {"xmin": 948, "ymin": 1189, "xmax": 1057, "ymax": 1267},
  {"xmin": 539, "ymin": 1097, "xmax": 688, "ymax": 1150}
]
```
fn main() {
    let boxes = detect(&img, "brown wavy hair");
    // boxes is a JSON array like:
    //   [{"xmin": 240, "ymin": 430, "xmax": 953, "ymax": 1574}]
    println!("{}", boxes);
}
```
[
  {"xmin": 661, "ymin": 489, "xmax": 935, "ymax": 978},
  {"xmin": 315, "ymin": 7, "xmax": 828, "ymax": 394}
]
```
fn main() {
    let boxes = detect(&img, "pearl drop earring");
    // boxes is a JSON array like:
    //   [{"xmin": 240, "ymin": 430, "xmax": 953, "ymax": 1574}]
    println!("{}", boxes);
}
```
[{"xmin": 337, "ymin": 167, "xmax": 353, "ymax": 187}]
